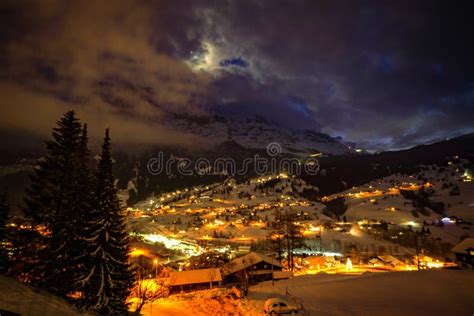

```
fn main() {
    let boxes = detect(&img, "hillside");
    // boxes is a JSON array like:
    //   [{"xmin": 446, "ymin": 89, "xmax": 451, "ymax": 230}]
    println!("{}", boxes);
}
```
[
  {"xmin": 302, "ymin": 133, "xmax": 474, "ymax": 195},
  {"xmin": 0, "ymin": 275, "xmax": 89, "ymax": 316},
  {"xmin": 1, "ymin": 133, "xmax": 473, "ymax": 214}
]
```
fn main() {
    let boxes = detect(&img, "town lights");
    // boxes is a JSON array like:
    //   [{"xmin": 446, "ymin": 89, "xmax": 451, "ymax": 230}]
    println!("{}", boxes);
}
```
[
  {"xmin": 129, "ymin": 248, "xmax": 149, "ymax": 257},
  {"xmin": 441, "ymin": 217, "xmax": 455, "ymax": 224},
  {"xmin": 463, "ymin": 170, "xmax": 472, "ymax": 182}
]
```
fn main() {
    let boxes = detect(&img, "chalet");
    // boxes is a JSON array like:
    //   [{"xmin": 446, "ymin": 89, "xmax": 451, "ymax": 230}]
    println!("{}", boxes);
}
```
[
  {"xmin": 451, "ymin": 238, "xmax": 474, "ymax": 269},
  {"xmin": 369, "ymin": 255, "xmax": 405, "ymax": 268},
  {"xmin": 168, "ymin": 268, "xmax": 222, "ymax": 293},
  {"xmin": 222, "ymin": 252, "xmax": 284, "ymax": 284}
]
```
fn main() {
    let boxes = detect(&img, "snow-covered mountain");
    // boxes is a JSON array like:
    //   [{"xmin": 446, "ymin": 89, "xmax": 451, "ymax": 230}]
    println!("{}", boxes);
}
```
[
  {"xmin": 94, "ymin": 76, "xmax": 359, "ymax": 156},
  {"xmin": 165, "ymin": 113, "xmax": 358, "ymax": 156}
]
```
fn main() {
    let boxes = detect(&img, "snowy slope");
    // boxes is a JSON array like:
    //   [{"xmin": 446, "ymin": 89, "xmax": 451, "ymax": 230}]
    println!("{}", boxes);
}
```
[
  {"xmin": 327, "ymin": 163, "xmax": 473, "ymax": 224},
  {"xmin": 318, "ymin": 161, "xmax": 474, "ymax": 245},
  {"xmin": 0, "ymin": 275, "xmax": 90, "ymax": 316},
  {"xmin": 247, "ymin": 270, "xmax": 474, "ymax": 316}
]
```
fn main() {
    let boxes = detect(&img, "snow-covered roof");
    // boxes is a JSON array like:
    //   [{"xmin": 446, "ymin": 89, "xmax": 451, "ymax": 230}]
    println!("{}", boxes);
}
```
[
  {"xmin": 222, "ymin": 252, "xmax": 283, "ymax": 276},
  {"xmin": 451, "ymin": 238, "xmax": 474, "ymax": 255},
  {"xmin": 169, "ymin": 268, "xmax": 222, "ymax": 286},
  {"xmin": 377, "ymin": 255, "xmax": 403, "ymax": 266}
]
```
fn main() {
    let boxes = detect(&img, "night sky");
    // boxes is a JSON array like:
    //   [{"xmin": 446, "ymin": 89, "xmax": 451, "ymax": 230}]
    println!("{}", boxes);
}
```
[{"xmin": 1, "ymin": 0, "xmax": 473, "ymax": 151}]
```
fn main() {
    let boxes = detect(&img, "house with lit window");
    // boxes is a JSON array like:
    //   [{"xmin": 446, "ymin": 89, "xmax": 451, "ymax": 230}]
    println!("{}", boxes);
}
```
[
  {"xmin": 451, "ymin": 238, "xmax": 474, "ymax": 269},
  {"xmin": 168, "ymin": 268, "xmax": 222, "ymax": 293},
  {"xmin": 368, "ymin": 255, "xmax": 405, "ymax": 268},
  {"xmin": 222, "ymin": 252, "xmax": 287, "ymax": 284}
]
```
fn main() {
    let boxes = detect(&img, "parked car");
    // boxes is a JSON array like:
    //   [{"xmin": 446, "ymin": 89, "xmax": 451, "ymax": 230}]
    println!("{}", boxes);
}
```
[{"xmin": 264, "ymin": 298, "xmax": 302, "ymax": 314}]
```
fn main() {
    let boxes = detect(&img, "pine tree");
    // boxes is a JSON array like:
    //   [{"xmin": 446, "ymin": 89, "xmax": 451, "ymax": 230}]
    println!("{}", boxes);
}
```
[
  {"xmin": 81, "ymin": 129, "xmax": 132, "ymax": 314},
  {"xmin": 0, "ymin": 191, "xmax": 10, "ymax": 273},
  {"xmin": 282, "ymin": 210, "xmax": 305, "ymax": 271},
  {"xmin": 71, "ymin": 124, "xmax": 96, "ymax": 302},
  {"xmin": 24, "ymin": 111, "xmax": 90, "ymax": 297}
]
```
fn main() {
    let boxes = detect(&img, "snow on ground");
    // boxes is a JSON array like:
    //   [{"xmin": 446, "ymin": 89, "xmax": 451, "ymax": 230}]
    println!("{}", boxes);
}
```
[
  {"xmin": 433, "ymin": 180, "xmax": 474, "ymax": 222},
  {"xmin": 0, "ymin": 275, "xmax": 90, "ymax": 316},
  {"xmin": 332, "ymin": 163, "xmax": 473, "ymax": 229},
  {"xmin": 429, "ymin": 223, "xmax": 473, "ymax": 244},
  {"xmin": 136, "ymin": 270, "xmax": 474, "ymax": 316},
  {"xmin": 319, "ymin": 225, "xmax": 414, "ymax": 255},
  {"xmin": 344, "ymin": 195, "xmax": 438, "ymax": 225},
  {"xmin": 247, "ymin": 270, "xmax": 474, "ymax": 316},
  {"xmin": 136, "ymin": 288, "xmax": 246, "ymax": 316}
]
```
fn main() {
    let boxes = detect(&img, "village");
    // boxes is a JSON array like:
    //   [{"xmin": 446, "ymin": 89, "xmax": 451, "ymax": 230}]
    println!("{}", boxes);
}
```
[
  {"xmin": 3, "ymin": 159, "xmax": 472, "ymax": 314},
  {"xmin": 121, "ymin": 160, "xmax": 474, "ymax": 315}
]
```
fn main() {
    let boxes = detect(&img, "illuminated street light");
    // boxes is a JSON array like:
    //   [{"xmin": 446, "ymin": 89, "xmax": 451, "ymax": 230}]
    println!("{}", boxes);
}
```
[{"xmin": 153, "ymin": 259, "xmax": 159, "ymax": 278}]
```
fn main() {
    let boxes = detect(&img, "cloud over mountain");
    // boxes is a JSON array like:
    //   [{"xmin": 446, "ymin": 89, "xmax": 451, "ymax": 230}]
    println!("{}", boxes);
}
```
[{"xmin": 1, "ymin": 0, "xmax": 473, "ymax": 151}]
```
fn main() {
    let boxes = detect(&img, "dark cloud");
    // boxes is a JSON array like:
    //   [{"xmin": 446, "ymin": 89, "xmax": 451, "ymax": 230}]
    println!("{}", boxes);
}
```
[
  {"xmin": 0, "ymin": 0, "xmax": 473, "ymax": 151},
  {"xmin": 195, "ymin": 0, "xmax": 474, "ymax": 150},
  {"xmin": 0, "ymin": 0, "xmax": 212, "ymax": 146},
  {"xmin": 219, "ymin": 57, "xmax": 249, "ymax": 68}
]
